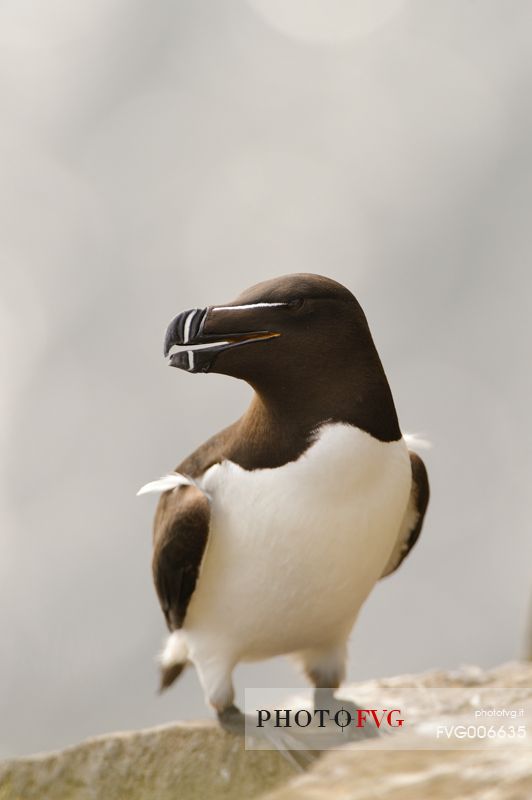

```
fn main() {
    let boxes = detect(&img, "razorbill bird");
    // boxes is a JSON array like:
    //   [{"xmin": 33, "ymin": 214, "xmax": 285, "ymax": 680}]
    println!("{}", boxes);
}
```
[{"xmin": 138, "ymin": 273, "xmax": 429, "ymax": 738}]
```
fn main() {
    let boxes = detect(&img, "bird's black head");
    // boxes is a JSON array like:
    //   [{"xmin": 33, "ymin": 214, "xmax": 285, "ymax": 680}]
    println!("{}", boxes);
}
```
[
  {"xmin": 165, "ymin": 274, "xmax": 364, "ymax": 378},
  {"xmin": 164, "ymin": 273, "xmax": 401, "ymax": 440}
]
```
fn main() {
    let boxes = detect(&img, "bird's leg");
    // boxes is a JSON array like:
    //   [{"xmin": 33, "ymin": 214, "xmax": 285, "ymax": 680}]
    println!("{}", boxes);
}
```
[
  {"xmin": 313, "ymin": 686, "xmax": 337, "ymax": 710},
  {"xmin": 305, "ymin": 644, "xmax": 380, "ymax": 743},
  {"xmin": 195, "ymin": 658, "xmax": 262, "ymax": 742},
  {"xmin": 312, "ymin": 686, "xmax": 380, "ymax": 742},
  {"xmin": 304, "ymin": 643, "xmax": 345, "ymax": 711},
  {"xmin": 216, "ymin": 703, "xmax": 314, "ymax": 771},
  {"xmin": 195, "ymin": 658, "xmax": 312, "ymax": 770},
  {"xmin": 216, "ymin": 703, "xmax": 246, "ymax": 736}
]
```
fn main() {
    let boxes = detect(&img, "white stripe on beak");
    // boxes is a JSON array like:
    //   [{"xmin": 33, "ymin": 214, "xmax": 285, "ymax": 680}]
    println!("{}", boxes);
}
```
[
  {"xmin": 187, "ymin": 350, "xmax": 194, "ymax": 371},
  {"xmin": 210, "ymin": 302, "xmax": 288, "ymax": 312},
  {"xmin": 183, "ymin": 309, "xmax": 198, "ymax": 344}
]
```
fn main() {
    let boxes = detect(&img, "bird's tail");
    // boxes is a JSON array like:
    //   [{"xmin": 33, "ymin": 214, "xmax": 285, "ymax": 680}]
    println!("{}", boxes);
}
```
[{"xmin": 158, "ymin": 631, "xmax": 189, "ymax": 692}]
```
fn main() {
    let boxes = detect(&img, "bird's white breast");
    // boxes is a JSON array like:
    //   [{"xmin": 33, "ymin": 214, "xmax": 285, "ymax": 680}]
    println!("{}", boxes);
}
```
[{"xmin": 184, "ymin": 423, "xmax": 411, "ymax": 662}]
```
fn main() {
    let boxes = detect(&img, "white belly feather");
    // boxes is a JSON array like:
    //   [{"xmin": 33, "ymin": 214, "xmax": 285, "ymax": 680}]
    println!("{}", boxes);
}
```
[{"xmin": 183, "ymin": 423, "xmax": 411, "ymax": 663}]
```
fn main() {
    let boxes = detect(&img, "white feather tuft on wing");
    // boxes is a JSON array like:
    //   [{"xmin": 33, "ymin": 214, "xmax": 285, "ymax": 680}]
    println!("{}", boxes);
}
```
[
  {"xmin": 403, "ymin": 432, "xmax": 432, "ymax": 451},
  {"xmin": 136, "ymin": 473, "xmax": 192, "ymax": 496}
]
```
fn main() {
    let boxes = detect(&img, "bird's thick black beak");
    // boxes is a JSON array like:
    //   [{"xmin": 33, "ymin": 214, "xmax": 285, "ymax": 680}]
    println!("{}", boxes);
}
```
[
  {"xmin": 164, "ymin": 306, "xmax": 279, "ymax": 373},
  {"xmin": 164, "ymin": 307, "xmax": 217, "ymax": 373},
  {"xmin": 163, "ymin": 308, "xmax": 208, "ymax": 358}
]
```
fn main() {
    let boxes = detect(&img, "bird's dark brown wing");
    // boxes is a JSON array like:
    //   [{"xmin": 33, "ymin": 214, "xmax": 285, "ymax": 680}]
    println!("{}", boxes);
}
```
[
  {"xmin": 152, "ymin": 423, "xmax": 238, "ymax": 631},
  {"xmin": 152, "ymin": 484, "xmax": 210, "ymax": 630},
  {"xmin": 380, "ymin": 451, "xmax": 429, "ymax": 578}
]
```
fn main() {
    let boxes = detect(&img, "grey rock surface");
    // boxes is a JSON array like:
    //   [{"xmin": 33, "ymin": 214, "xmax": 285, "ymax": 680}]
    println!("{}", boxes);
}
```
[
  {"xmin": 1, "ymin": 662, "xmax": 530, "ymax": 800},
  {"xmin": 0, "ymin": 722, "xmax": 293, "ymax": 800}
]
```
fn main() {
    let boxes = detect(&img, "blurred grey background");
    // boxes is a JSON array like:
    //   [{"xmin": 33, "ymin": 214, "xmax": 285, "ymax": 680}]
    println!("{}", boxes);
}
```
[{"xmin": 1, "ymin": 0, "xmax": 531, "ymax": 759}]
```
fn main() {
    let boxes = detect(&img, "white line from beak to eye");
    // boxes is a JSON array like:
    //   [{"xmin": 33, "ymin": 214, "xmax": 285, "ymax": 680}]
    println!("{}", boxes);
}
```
[
  {"xmin": 187, "ymin": 351, "xmax": 194, "ymax": 371},
  {"xmin": 183, "ymin": 309, "xmax": 198, "ymax": 343},
  {"xmin": 210, "ymin": 302, "xmax": 288, "ymax": 312}
]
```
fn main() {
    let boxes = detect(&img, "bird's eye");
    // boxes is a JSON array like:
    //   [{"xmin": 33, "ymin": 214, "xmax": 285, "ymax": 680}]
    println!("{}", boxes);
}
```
[{"xmin": 288, "ymin": 298, "xmax": 304, "ymax": 311}]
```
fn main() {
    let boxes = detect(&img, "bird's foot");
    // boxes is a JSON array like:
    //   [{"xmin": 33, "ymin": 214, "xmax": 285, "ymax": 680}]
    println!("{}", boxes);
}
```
[
  {"xmin": 313, "ymin": 690, "xmax": 381, "ymax": 745},
  {"xmin": 217, "ymin": 704, "xmax": 246, "ymax": 736},
  {"xmin": 217, "ymin": 704, "xmax": 316, "ymax": 772}
]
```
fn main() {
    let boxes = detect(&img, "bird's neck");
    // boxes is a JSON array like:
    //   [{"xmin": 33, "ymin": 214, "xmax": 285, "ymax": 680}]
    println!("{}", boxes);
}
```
[{"xmin": 228, "ymin": 367, "xmax": 401, "ymax": 471}]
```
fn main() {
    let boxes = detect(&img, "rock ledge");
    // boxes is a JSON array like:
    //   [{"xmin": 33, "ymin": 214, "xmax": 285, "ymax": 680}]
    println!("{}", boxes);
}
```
[{"xmin": 1, "ymin": 662, "xmax": 530, "ymax": 800}]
